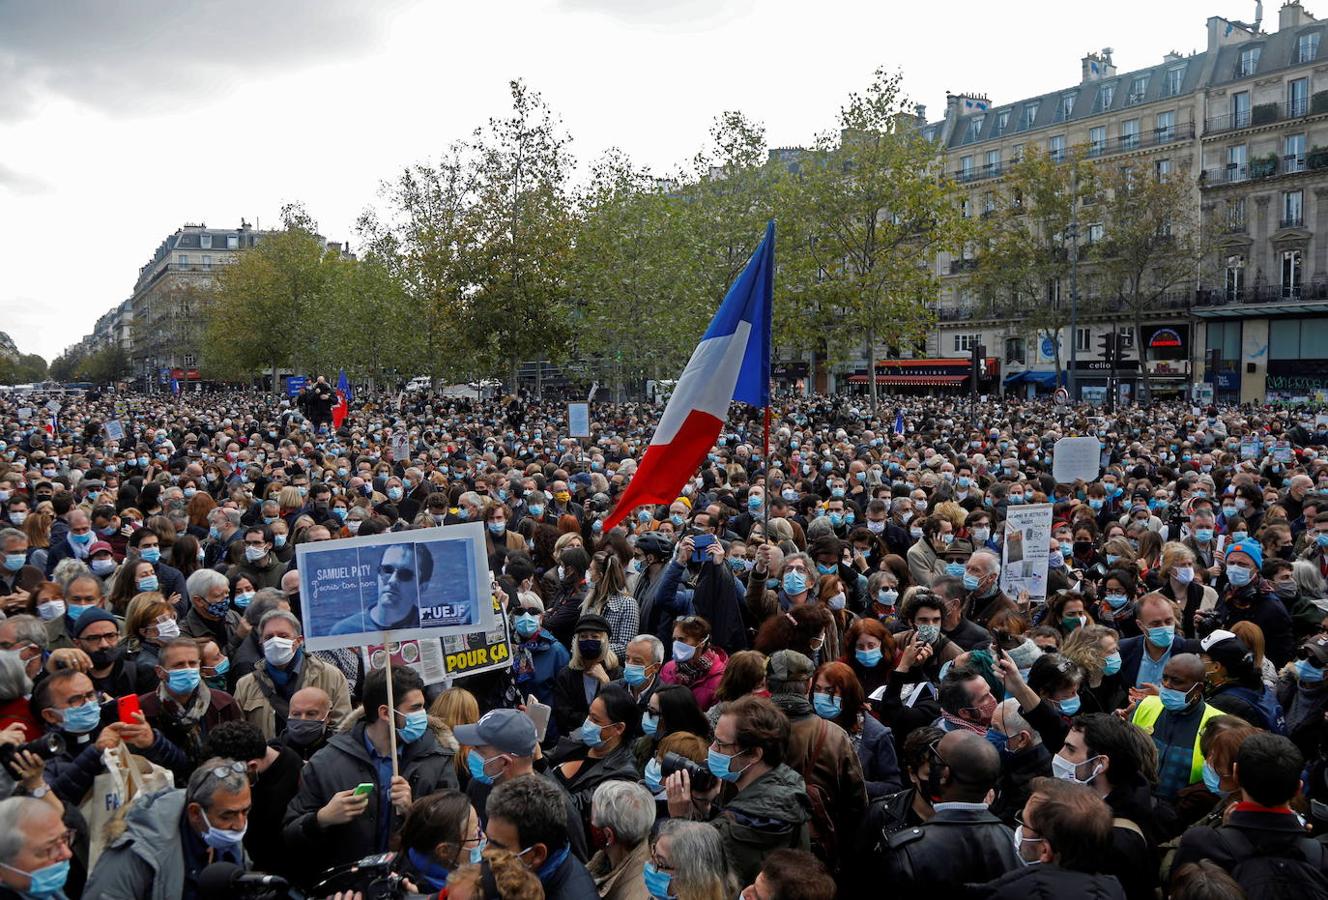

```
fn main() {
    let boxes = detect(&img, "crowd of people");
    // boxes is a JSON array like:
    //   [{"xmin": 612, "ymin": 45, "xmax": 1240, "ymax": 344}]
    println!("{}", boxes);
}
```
[{"xmin": 1, "ymin": 384, "xmax": 1328, "ymax": 899}]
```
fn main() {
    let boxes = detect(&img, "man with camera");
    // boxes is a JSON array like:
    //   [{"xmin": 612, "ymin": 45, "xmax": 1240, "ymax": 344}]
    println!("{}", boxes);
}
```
[
  {"xmin": 664, "ymin": 694, "xmax": 811, "ymax": 886},
  {"xmin": 83, "ymin": 756, "xmax": 252, "ymax": 900}
]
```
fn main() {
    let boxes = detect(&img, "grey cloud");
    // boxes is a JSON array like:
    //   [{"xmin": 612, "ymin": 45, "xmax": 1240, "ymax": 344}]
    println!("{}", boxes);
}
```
[
  {"xmin": 554, "ymin": 0, "xmax": 755, "ymax": 28},
  {"xmin": 0, "ymin": 0, "xmax": 412, "ymax": 120},
  {"xmin": 0, "ymin": 162, "xmax": 49, "ymax": 195}
]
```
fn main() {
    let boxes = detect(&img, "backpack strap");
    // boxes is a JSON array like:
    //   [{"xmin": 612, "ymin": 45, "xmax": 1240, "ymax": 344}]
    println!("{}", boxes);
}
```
[{"xmin": 1112, "ymin": 817, "xmax": 1146, "ymax": 842}]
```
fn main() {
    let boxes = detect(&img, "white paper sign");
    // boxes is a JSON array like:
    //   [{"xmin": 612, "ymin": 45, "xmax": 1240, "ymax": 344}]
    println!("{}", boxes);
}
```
[
  {"xmin": 568, "ymin": 401, "xmax": 591, "ymax": 439},
  {"xmin": 103, "ymin": 420, "xmax": 125, "ymax": 442},
  {"xmin": 44, "ymin": 400, "xmax": 61, "ymax": 414},
  {"xmin": 1000, "ymin": 502, "xmax": 1054, "ymax": 601},
  {"xmin": 1051, "ymin": 436, "xmax": 1101, "ymax": 484},
  {"xmin": 15, "ymin": 408, "xmax": 32, "ymax": 421}
]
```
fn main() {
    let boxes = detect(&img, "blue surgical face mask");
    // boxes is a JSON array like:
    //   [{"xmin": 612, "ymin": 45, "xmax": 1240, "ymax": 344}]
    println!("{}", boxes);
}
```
[
  {"xmin": 812, "ymin": 692, "xmax": 842, "ymax": 719},
  {"xmin": 962, "ymin": 572, "xmax": 981, "ymax": 591},
  {"xmin": 1103, "ymin": 652, "xmax": 1122, "ymax": 676},
  {"xmin": 165, "ymin": 667, "xmax": 201, "ymax": 694},
  {"xmin": 1296, "ymin": 659, "xmax": 1325, "ymax": 684},
  {"xmin": 2, "ymin": 554, "xmax": 24, "ymax": 572},
  {"xmin": 783, "ymin": 571, "xmax": 807, "ymax": 595},
  {"xmin": 624, "ymin": 663, "xmax": 650, "ymax": 686},
  {"xmin": 140, "ymin": 547, "xmax": 161, "ymax": 564},
  {"xmin": 1194, "ymin": 528, "xmax": 1214, "ymax": 543},
  {"xmin": 1158, "ymin": 685, "xmax": 1194, "ymax": 712},
  {"xmin": 641, "ymin": 711, "xmax": 659, "ymax": 737},
  {"xmin": 644, "ymin": 757, "xmax": 664, "ymax": 793},
  {"xmin": 581, "ymin": 718, "xmax": 607, "ymax": 748},
  {"xmin": 1202, "ymin": 761, "xmax": 1223, "ymax": 795},
  {"xmin": 514, "ymin": 613, "xmax": 540, "ymax": 638},
  {"xmin": 707, "ymin": 747, "xmax": 748, "ymax": 783},
  {"xmin": 397, "ymin": 708, "xmax": 428, "ymax": 743},
  {"xmin": 1146, "ymin": 626, "xmax": 1174, "ymax": 649},
  {"xmin": 1226, "ymin": 564, "xmax": 1253, "ymax": 587},
  {"xmin": 467, "ymin": 749, "xmax": 498, "ymax": 785},
  {"xmin": 62, "ymin": 699, "xmax": 102, "ymax": 734},
  {"xmin": 0, "ymin": 858, "xmax": 70, "ymax": 898},
  {"xmin": 137, "ymin": 575, "xmax": 159, "ymax": 593},
  {"xmin": 1057, "ymin": 694, "xmax": 1081, "ymax": 716},
  {"xmin": 1104, "ymin": 593, "xmax": 1129, "ymax": 610},
  {"xmin": 856, "ymin": 647, "xmax": 883, "ymax": 668},
  {"xmin": 643, "ymin": 861, "xmax": 673, "ymax": 900}
]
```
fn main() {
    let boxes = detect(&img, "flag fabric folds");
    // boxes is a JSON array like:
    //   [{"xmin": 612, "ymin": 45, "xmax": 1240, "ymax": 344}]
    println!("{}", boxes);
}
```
[
  {"xmin": 332, "ymin": 369, "xmax": 350, "ymax": 429},
  {"xmin": 603, "ymin": 221, "xmax": 774, "ymax": 531}
]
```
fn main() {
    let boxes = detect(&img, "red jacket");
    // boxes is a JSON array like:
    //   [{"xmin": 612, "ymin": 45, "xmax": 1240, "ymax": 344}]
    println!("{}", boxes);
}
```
[{"xmin": 0, "ymin": 696, "xmax": 41, "ymax": 741}]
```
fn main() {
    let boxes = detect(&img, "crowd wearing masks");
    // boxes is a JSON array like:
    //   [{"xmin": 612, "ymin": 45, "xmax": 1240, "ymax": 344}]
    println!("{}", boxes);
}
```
[{"xmin": 2, "ymin": 383, "xmax": 1328, "ymax": 898}]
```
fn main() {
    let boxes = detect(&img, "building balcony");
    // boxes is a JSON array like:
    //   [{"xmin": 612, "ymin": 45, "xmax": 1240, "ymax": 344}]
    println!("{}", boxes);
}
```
[
  {"xmin": 1280, "ymin": 215, "xmax": 1306, "ymax": 228},
  {"xmin": 1204, "ymin": 98, "xmax": 1315, "ymax": 136},
  {"xmin": 953, "ymin": 124, "xmax": 1195, "ymax": 183},
  {"xmin": 947, "ymin": 258, "xmax": 980, "ymax": 274},
  {"xmin": 954, "ymin": 163, "xmax": 1003, "ymax": 183},
  {"xmin": 1201, "ymin": 151, "xmax": 1328, "ymax": 186},
  {"xmin": 1193, "ymin": 283, "xmax": 1328, "ymax": 314}
]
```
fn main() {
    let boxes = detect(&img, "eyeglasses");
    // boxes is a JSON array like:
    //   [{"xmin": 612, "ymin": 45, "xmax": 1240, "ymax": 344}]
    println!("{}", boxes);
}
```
[{"xmin": 31, "ymin": 829, "xmax": 76, "ymax": 864}]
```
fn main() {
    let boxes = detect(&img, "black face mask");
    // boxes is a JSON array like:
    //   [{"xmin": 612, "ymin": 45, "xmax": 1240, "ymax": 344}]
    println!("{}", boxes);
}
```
[
  {"xmin": 89, "ymin": 645, "xmax": 122, "ymax": 669},
  {"xmin": 577, "ymin": 639, "xmax": 603, "ymax": 659}
]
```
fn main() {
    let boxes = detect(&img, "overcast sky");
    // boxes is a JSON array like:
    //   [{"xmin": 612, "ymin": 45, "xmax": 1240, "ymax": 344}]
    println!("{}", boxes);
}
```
[{"xmin": 1, "ymin": 0, "xmax": 1246, "ymax": 362}]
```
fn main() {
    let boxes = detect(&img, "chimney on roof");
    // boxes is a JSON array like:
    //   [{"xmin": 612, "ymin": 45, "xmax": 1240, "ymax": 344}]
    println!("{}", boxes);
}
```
[
  {"xmin": 1163, "ymin": 50, "xmax": 1183, "ymax": 62},
  {"xmin": 1081, "ymin": 49, "xmax": 1117, "ymax": 82},
  {"xmin": 1281, "ymin": 1, "xmax": 1311, "ymax": 30}
]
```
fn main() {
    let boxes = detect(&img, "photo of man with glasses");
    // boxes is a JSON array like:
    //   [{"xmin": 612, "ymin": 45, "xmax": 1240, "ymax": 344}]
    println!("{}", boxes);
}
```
[{"xmin": 330, "ymin": 543, "xmax": 430, "ymax": 634}]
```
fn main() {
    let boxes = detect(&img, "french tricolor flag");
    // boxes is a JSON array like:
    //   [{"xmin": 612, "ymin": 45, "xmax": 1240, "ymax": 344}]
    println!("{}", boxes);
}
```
[{"xmin": 604, "ymin": 221, "xmax": 773, "ymax": 531}]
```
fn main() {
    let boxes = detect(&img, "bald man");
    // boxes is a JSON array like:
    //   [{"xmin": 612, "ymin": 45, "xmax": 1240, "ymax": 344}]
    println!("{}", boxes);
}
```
[
  {"xmin": 280, "ymin": 686, "xmax": 333, "ymax": 761},
  {"xmin": 1130, "ymin": 653, "xmax": 1223, "ymax": 802}
]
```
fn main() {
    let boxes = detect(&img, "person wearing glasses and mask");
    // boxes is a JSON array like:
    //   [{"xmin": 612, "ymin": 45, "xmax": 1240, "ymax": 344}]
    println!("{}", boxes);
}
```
[{"xmin": 83, "ymin": 756, "xmax": 253, "ymax": 900}]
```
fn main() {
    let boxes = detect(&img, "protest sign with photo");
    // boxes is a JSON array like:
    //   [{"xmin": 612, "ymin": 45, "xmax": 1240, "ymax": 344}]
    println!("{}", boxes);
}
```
[
  {"xmin": 999, "ymin": 502, "xmax": 1054, "ymax": 601},
  {"xmin": 297, "ymin": 522, "xmax": 492, "ymax": 652},
  {"xmin": 362, "ymin": 592, "xmax": 512, "ymax": 684}
]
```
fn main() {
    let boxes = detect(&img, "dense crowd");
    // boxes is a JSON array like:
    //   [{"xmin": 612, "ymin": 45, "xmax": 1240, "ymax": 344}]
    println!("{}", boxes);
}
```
[{"xmin": 1, "ymin": 382, "xmax": 1328, "ymax": 899}]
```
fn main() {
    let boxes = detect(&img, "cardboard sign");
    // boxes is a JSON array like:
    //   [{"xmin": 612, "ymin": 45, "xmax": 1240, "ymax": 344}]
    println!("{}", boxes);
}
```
[{"xmin": 1051, "ymin": 436, "xmax": 1101, "ymax": 484}]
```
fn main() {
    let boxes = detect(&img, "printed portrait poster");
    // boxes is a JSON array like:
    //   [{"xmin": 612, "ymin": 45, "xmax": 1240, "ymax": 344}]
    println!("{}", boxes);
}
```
[
  {"xmin": 363, "ymin": 592, "xmax": 513, "ymax": 684},
  {"xmin": 297, "ymin": 522, "xmax": 493, "ymax": 652},
  {"xmin": 1000, "ymin": 503, "xmax": 1054, "ymax": 601}
]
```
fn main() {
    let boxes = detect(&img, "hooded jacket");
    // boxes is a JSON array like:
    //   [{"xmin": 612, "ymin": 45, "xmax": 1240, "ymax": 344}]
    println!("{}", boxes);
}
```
[
  {"xmin": 83, "ymin": 788, "xmax": 250, "ymax": 900},
  {"xmin": 711, "ymin": 763, "xmax": 812, "ymax": 886}
]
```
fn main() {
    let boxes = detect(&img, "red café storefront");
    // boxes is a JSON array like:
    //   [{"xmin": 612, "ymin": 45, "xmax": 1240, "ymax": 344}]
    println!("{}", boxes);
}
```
[{"xmin": 847, "ymin": 357, "xmax": 1000, "ymax": 395}]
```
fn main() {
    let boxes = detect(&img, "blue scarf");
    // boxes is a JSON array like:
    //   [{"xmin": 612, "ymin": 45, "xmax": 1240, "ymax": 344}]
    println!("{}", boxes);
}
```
[
  {"xmin": 406, "ymin": 847, "xmax": 450, "ymax": 891},
  {"xmin": 537, "ymin": 844, "xmax": 570, "ymax": 883}
]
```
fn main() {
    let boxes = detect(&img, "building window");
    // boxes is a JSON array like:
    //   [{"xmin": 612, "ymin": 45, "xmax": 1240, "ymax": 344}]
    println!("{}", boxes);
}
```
[
  {"xmin": 1232, "ymin": 91, "xmax": 1251, "ymax": 128},
  {"xmin": 1271, "ymin": 317, "xmax": 1328, "ymax": 359},
  {"xmin": 1166, "ymin": 65, "xmax": 1186, "ymax": 96},
  {"xmin": 960, "ymin": 198, "xmax": 972, "ymax": 218},
  {"xmin": 1011, "ymin": 143, "xmax": 1024, "ymax": 162},
  {"xmin": 226, "ymin": 235, "xmax": 239, "ymax": 250},
  {"xmin": 1289, "ymin": 77, "xmax": 1310, "ymax": 117},
  {"xmin": 966, "ymin": 115, "xmax": 985, "ymax": 143},
  {"xmin": 982, "ymin": 192, "xmax": 996, "ymax": 214},
  {"xmin": 1048, "ymin": 135, "xmax": 1066, "ymax": 161},
  {"xmin": 1127, "ymin": 75, "xmax": 1149, "ymax": 104},
  {"xmin": 177, "ymin": 254, "xmax": 188, "ymax": 266},
  {"xmin": 1120, "ymin": 119, "xmax": 1140, "ymax": 150},
  {"xmin": 182, "ymin": 354, "xmax": 196, "ymax": 367},
  {"xmin": 1299, "ymin": 32, "xmax": 1320, "ymax": 64},
  {"xmin": 1155, "ymin": 110, "xmax": 1175, "ymax": 142},
  {"xmin": 1238, "ymin": 46, "xmax": 1261, "ymax": 77},
  {"xmin": 954, "ymin": 334, "xmax": 979, "ymax": 353},
  {"xmin": 1207, "ymin": 320, "xmax": 1242, "ymax": 366},
  {"xmin": 1075, "ymin": 327, "xmax": 1091, "ymax": 352},
  {"xmin": 1005, "ymin": 337, "xmax": 1026, "ymax": 364},
  {"xmin": 202, "ymin": 255, "xmax": 211, "ymax": 268},
  {"xmin": 1286, "ymin": 133, "xmax": 1307, "ymax": 172},
  {"xmin": 1023, "ymin": 102, "xmax": 1039, "ymax": 129},
  {"xmin": 1089, "ymin": 126, "xmax": 1106, "ymax": 155},
  {"xmin": 1047, "ymin": 278, "xmax": 1062, "ymax": 308},
  {"xmin": 1117, "ymin": 327, "xmax": 1134, "ymax": 349},
  {"xmin": 984, "ymin": 149, "xmax": 1000, "ymax": 174},
  {"xmin": 995, "ymin": 110, "xmax": 1010, "ymax": 136},
  {"xmin": 1155, "ymin": 158, "xmax": 1172, "ymax": 179},
  {"xmin": 1225, "ymin": 255, "xmax": 1246, "ymax": 300},
  {"xmin": 1087, "ymin": 223, "xmax": 1104, "ymax": 244},
  {"xmin": 1227, "ymin": 198, "xmax": 1247, "ymax": 231},
  {"xmin": 1283, "ymin": 249, "xmax": 1303, "ymax": 296},
  {"xmin": 1059, "ymin": 93, "xmax": 1077, "ymax": 121},
  {"xmin": 200, "ymin": 234, "xmax": 212, "ymax": 249},
  {"xmin": 1283, "ymin": 189, "xmax": 1304, "ymax": 227},
  {"xmin": 960, "ymin": 155, "xmax": 974, "ymax": 178},
  {"xmin": 1227, "ymin": 143, "xmax": 1248, "ymax": 181},
  {"xmin": 1097, "ymin": 82, "xmax": 1116, "ymax": 111}
]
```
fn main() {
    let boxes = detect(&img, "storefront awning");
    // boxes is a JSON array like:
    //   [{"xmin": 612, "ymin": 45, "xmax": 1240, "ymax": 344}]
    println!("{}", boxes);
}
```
[
  {"xmin": 1004, "ymin": 371, "xmax": 1067, "ymax": 387},
  {"xmin": 847, "ymin": 374, "xmax": 969, "ymax": 386}
]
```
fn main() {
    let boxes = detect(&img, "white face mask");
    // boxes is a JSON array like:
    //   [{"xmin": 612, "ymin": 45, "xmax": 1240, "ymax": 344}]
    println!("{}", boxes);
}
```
[{"xmin": 263, "ymin": 636, "xmax": 297, "ymax": 667}]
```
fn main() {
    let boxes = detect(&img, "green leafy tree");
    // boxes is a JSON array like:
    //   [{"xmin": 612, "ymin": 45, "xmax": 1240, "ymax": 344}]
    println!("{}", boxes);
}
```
[
  {"xmin": 467, "ymin": 80, "xmax": 575, "ymax": 394},
  {"xmin": 780, "ymin": 69, "xmax": 968, "ymax": 409},
  {"xmin": 1089, "ymin": 164, "xmax": 1205, "ymax": 402},
  {"xmin": 203, "ymin": 203, "xmax": 336, "ymax": 389},
  {"xmin": 969, "ymin": 146, "xmax": 1098, "ymax": 386}
]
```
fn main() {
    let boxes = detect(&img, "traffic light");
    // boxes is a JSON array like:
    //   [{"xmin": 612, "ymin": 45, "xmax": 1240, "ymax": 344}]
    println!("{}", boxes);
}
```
[
  {"xmin": 1098, "ymin": 332, "xmax": 1117, "ymax": 367},
  {"xmin": 971, "ymin": 343, "xmax": 987, "ymax": 379}
]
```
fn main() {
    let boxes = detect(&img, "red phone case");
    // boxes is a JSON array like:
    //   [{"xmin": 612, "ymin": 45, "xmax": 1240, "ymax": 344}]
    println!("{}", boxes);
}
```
[{"xmin": 117, "ymin": 694, "xmax": 141, "ymax": 725}]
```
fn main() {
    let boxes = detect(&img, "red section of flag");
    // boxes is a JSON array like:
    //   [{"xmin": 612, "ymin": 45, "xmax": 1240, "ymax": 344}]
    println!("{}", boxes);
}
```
[
  {"xmin": 602, "ymin": 408, "xmax": 723, "ymax": 531},
  {"xmin": 332, "ymin": 391, "xmax": 348, "ymax": 429}
]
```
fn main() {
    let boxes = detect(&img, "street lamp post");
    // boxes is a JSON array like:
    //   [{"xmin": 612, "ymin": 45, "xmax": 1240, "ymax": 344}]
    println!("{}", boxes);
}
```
[{"xmin": 1068, "ymin": 167, "xmax": 1080, "ymax": 402}]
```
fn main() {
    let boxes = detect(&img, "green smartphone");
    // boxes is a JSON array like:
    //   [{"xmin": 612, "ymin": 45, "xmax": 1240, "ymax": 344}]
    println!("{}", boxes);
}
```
[{"xmin": 353, "ymin": 782, "xmax": 375, "ymax": 797}]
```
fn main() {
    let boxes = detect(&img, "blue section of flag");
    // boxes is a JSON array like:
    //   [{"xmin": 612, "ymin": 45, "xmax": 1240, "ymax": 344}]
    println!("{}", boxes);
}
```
[
  {"xmin": 337, "ymin": 368, "xmax": 351, "ymax": 401},
  {"xmin": 894, "ymin": 410, "xmax": 905, "ymax": 435},
  {"xmin": 699, "ymin": 220, "xmax": 774, "ymax": 407}
]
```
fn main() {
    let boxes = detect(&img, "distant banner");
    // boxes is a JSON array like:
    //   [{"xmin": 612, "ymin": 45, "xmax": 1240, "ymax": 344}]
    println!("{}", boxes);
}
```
[
  {"xmin": 1000, "ymin": 503, "xmax": 1054, "ymax": 602},
  {"xmin": 362, "ymin": 592, "xmax": 512, "ymax": 684},
  {"xmin": 297, "ymin": 523, "xmax": 493, "ymax": 652}
]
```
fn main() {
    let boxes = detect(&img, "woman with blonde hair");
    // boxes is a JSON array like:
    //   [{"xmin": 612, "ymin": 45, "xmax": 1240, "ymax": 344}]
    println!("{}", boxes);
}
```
[
  {"xmin": 20, "ymin": 511, "xmax": 52, "ymax": 572},
  {"xmin": 1158, "ymin": 541, "xmax": 1216, "ymax": 639},
  {"xmin": 552, "ymin": 614, "xmax": 620, "ymax": 738},
  {"xmin": 122, "ymin": 594, "xmax": 179, "ymax": 672},
  {"xmin": 278, "ymin": 486, "xmax": 303, "ymax": 519},
  {"xmin": 1229, "ymin": 620, "xmax": 1278, "ymax": 688},
  {"xmin": 430, "ymin": 687, "xmax": 480, "ymax": 782}
]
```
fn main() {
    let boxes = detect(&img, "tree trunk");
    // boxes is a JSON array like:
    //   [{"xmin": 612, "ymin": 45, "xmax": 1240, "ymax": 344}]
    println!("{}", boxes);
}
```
[
  {"xmin": 271, "ymin": 360, "xmax": 279, "ymax": 395},
  {"xmin": 866, "ymin": 329, "xmax": 879, "ymax": 414},
  {"xmin": 1052, "ymin": 330, "xmax": 1063, "ymax": 390},
  {"xmin": 1135, "ymin": 312, "xmax": 1151, "ymax": 405}
]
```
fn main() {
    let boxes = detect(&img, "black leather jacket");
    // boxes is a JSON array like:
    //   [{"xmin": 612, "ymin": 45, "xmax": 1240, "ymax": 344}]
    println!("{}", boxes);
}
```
[{"xmin": 880, "ymin": 806, "xmax": 1021, "ymax": 898}]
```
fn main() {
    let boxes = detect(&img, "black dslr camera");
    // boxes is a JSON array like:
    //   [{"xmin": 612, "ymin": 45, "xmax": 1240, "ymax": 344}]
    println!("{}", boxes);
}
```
[
  {"xmin": 660, "ymin": 751, "xmax": 717, "ymax": 792},
  {"xmin": 0, "ymin": 733, "xmax": 64, "ymax": 771},
  {"xmin": 310, "ymin": 852, "xmax": 427, "ymax": 900}
]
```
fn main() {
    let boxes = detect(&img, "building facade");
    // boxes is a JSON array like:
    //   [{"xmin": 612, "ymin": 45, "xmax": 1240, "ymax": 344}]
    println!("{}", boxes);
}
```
[{"xmin": 924, "ymin": 1, "xmax": 1328, "ymax": 405}]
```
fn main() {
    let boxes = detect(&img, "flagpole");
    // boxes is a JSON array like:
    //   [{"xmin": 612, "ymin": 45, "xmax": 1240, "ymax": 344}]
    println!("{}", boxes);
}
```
[{"xmin": 762, "ymin": 398, "xmax": 771, "ymax": 543}]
